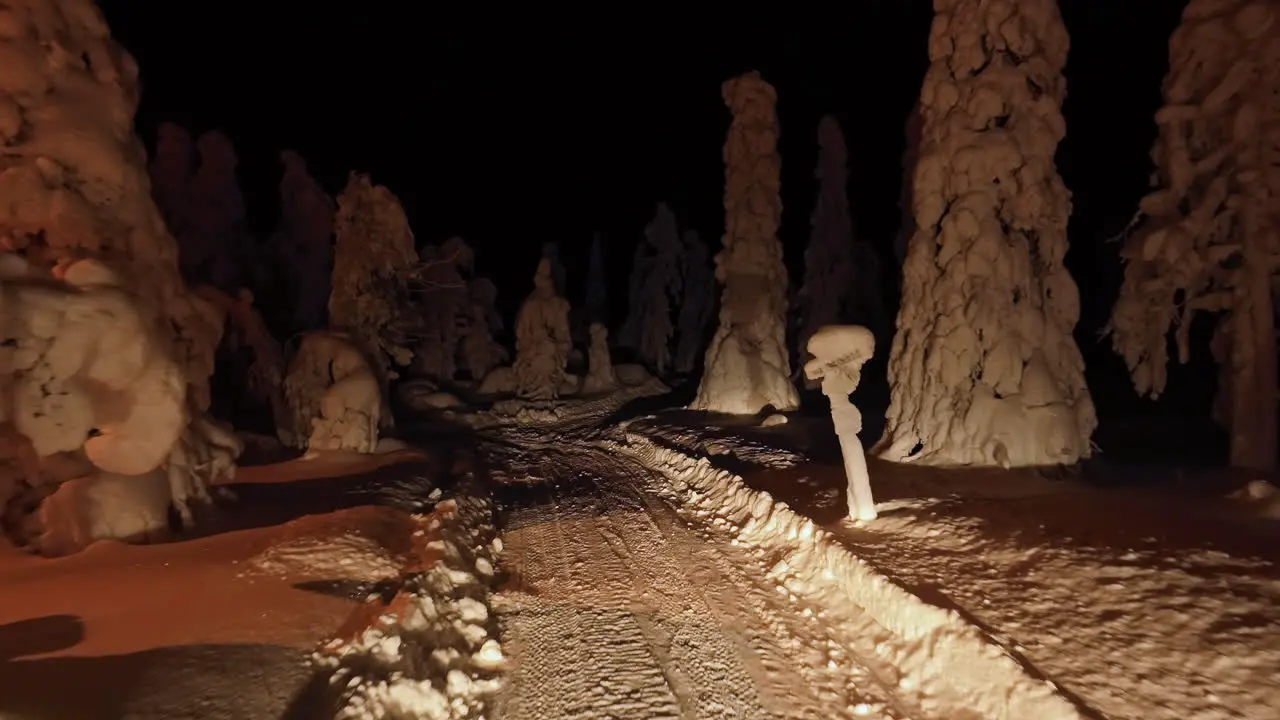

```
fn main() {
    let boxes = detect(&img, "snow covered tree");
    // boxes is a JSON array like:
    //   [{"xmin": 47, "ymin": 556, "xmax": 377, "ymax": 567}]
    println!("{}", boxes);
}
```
[
  {"xmin": 674, "ymin": 229, "xmax": 716, "ymax": 375},
  {"xmin": 798, "ymin": 115, "xmax": 858, "ymax": 356},
  {"xmin": 586, "ymin": 232, "xmax": 609, "ymax": 325},
  {"xmin": 270, "ymin": 150, "xmax": 335, "ymax": 336},
  {"xmin": 459, "ymin": 277, "xmax": 507, "ymax": 382},
  {"xmin": 1108, "ymin": 0, "xmax": 1280, "ymax": 471},
  {"xmin": 0, "ymin": 0, "xmax": 234, "ymax": 552},
  {"xmin": 875, "ymin": 0, "xmax": 1096, "ymax": 467},
  {"xmin": 541, "ymin": 241, "xmax": 567, "ymax": 297},
  {"xmin": 513, "ymin": 258, "xmax": 572, "ymax": 400},
  {"xmin": 621, "ymin": 203, "xmax": 684, "ymax": 375},
  {"xmin": 330, "ymin": 173, "xmax": 419, "ymax": 383},
  {"xmin": 408, "ymin": 237, "xmax": 472, "ymax": 381},
  {"xmin": 691, "ymin": 72, "xmax": 799, "ymax": 414},
  {"xmin": 185, "ymin": 131, "xmax": 255, "ymax": 292}
]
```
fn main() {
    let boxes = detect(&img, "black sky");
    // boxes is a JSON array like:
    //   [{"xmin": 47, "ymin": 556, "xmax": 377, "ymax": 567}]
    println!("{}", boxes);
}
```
[{"xmin": 99, "ymin": 1, "xmax": 1217, "ymax": 438}]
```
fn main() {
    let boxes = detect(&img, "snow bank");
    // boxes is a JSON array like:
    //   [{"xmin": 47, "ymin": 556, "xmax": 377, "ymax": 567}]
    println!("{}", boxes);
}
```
[
  {"xmin": 313, "ymin": 479, "xmax": 503, "ymax": 720},
  {"xmin": 610, "ymin": 431, "xmax": 1083, "ymax": 720}
]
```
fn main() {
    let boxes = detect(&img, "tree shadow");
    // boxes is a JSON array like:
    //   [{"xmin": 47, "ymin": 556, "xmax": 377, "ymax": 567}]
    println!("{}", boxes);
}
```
[
  {"xmin": 0, "ymin": 615, "xmax": 85, "ymax": 661},
  {"xmin": 0, "ymin": 643, "xmax": 315, "ymax": 720}
]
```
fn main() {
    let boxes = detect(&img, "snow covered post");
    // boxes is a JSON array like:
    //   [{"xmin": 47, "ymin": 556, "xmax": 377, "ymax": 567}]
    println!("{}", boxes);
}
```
[
  {"xmin": 805, "ymin": 326, "xmax": 877, "ymax": 522},
  {"xmin": 512, "ymin": 258, "xmax": 573, "ymax": 401},
  {"xmin": 1108, "ymin": 0, "xmax": 1280, "ymax": 471},
  {"xmin": 691, "ymin": 72, "xmax": 799, "ymax": 414},
  {"xmin": 876, "ymin": 0, "xmax": 1096, "ymax": 467}
]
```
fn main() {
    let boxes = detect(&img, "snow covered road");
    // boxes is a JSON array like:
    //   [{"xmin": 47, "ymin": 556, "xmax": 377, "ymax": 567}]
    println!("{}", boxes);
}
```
[{"xmin": 484, "ymin": 432, "xmax": 900, "ymax": 720}]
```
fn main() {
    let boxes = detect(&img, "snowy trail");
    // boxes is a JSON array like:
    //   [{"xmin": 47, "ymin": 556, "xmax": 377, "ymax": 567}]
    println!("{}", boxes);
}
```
[{"xmin": 483, "ymin": 432, "xmax": 904, "ymax": 720}]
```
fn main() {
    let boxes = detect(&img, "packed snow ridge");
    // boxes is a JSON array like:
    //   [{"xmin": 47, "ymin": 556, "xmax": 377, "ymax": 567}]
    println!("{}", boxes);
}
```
[
  {"xmin": 608, "ymin": 431, "xmax": 1085, "ymax": 720},
  {"xmin": 313, "ymin": 478, "xmax": 503, "ymax": 720}
]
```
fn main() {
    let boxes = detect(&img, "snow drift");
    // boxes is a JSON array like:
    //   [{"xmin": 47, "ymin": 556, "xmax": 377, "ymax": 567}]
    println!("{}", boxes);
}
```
[
  {"xmin": 610, "ymin": 431, "xmax": 1084, "ymax": 720},
  {"xmin": 313, "ymin": 475, "xmax": 503, "ymax": 720}
]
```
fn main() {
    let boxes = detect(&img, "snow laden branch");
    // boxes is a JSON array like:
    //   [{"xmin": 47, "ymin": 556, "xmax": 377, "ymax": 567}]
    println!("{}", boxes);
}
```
[
  {"xmin": 1107, "ymin": 0, "xmax": 1280, "ymax": 470},
  {"xmin": 877, "ymin": 0, "xmax": 1095, "ymax": 467}
]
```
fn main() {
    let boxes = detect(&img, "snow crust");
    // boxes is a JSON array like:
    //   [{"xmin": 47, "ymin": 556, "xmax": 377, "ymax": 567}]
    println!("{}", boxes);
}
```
[
  {"xmin": 611, "ymin": 431, "xmax": 1084, "ymax": 720},
  {"xmin": 316, "ymin": 487, "xmax": 503, "ymax": 720},
  {"xmin": 691, "ymin": 72, "xmax": 799, "ymax": 415},
  {"xmin": 878, "ymin": 0, "xmax": 1096, "ymax": 467}
]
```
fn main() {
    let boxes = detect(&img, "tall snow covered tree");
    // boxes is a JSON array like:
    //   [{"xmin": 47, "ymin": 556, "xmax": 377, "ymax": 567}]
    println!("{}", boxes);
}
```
[
  {"xmin": 876, "ymin": 0, "xmax": 1096, "ymax": 467},
  {"xmin": 691, "ymin": 72, "xmax": 799, "ymax": 414},
  {"xmin": 621, "ymin": 203, "xmax": 684, "ymax": 375},
  {"xmin": 798, "ymin": 115, "xmax": 862, "ymax": 357},
  {"xmin": 1109, "ymin": 0, "xmax": 1280, "ymax": 471},
  {"xmin": 585, "ymin": 232, "xmax": 609, "ymax": 325},
  {"xmin": 675, "ymin": 229, "xmax": 716, "ymax": 375}
]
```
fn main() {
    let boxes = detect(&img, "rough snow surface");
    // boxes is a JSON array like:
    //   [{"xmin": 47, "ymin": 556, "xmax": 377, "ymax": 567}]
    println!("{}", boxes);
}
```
[
  {"xmin": 314, "ymin": 482, "xmax": 503, "ymax": 720},
  {"xmin": 848, "ymin": 499, "xmax": 1280, "ymax": 720},
  {"xmin": 610, "ymin": 431, "xmax": 1084, "ymax": 720},
  {"xmin": 487, "ymin": 432, "xmax": 896, "ymax": 719},
  {"xmin": 626, "ymin": 418, "xmax": 806, "ymax": 469}
]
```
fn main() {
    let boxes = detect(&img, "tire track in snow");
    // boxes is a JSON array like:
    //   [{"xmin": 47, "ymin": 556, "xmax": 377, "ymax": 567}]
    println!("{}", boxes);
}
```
[{"xmin": 485, "ymin": 434, "xmax": 891, "ymax": 719}]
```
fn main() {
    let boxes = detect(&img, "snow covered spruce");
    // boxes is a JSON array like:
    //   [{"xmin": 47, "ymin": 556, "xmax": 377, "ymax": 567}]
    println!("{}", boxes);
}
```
[
  {"xmin": 314, "ymin": 481, "xmax": 505, "ymax": 720},
  {"xmin": 692, "ymin": 71, "xmax": 799, "ymax": 415},
  {"xmin": 878, "ymin": 0, "xmax": 1096, "ymax": 467},
  {"xmin": 0, "ymin": 0, "xmax": 242, "ymax": 555},
  {"xmin": 609, "ymin": 432, "xmax": 1085, "ymax": 720},
  {"xmin": 1109, "ymin": 0, "xmax": 1280, "ymax": 471}
]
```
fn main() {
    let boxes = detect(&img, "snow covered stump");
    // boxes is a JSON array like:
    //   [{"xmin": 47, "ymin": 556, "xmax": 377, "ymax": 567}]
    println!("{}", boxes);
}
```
[{"xmin": 804, "ymin": 326, "xmax": 877, "ymax": 522}]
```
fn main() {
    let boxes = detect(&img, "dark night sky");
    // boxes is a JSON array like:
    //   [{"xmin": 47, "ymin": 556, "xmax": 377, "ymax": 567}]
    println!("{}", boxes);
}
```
[{"xmin": 98, "ymin": 1, "xmax": 1217, "ymax": 443}]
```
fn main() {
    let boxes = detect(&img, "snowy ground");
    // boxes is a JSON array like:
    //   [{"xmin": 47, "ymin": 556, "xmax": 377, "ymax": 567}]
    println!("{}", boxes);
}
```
[
  {"xmin": 0, "ymin": 449, "xmax": 448, "ymax": 719},
  {"xmin": 626, "ymin": 412, "xmax": 1280, "ymax": 720},
  {"xmin": 482, "ymin": 423, "xmax": 1078, "ymax": 719}
]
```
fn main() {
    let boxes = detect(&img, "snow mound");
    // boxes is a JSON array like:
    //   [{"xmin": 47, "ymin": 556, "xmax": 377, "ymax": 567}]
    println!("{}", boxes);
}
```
[
  {"xmin": 610, "ymin": 432, "xmax": 1084, "ymax": 720},
  {"xmin": 315, "ymin": 480, "xmax": 503, "ymax": 720},
  {"xmin": 244, "ymin": 533, "xmax": 402, "ymax": 583}
]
